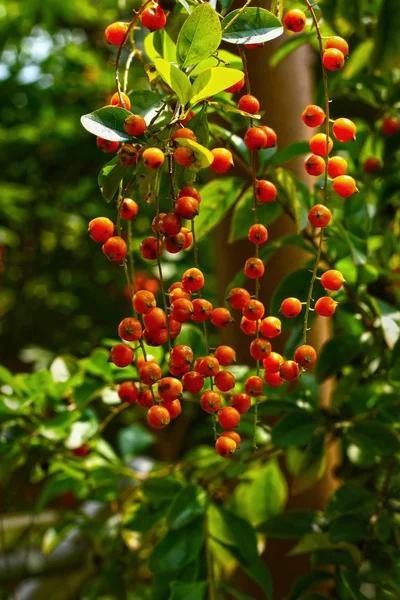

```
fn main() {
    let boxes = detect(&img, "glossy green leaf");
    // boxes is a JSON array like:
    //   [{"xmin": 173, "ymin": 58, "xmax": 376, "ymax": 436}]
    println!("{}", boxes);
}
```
[
  {"xmin": 229, "ymin": 187, "xmax": 282, "ymax": 243},
  {"xmin": 149, "ymin": 518, "xmax": 204, "ymax": 573},
  {"xmin": 288, "ymin": 571, "xmax": 332, "ymax": 600},
  {"xmin": 208, "ymin": 100, "xmax": 261, "ymax": 119},
  {"xmin": 276, "ymin": 167, "xmax": 300, "ymax": 230},
  {"xmin": 117, "ymin": 424, "xmax": 155, "ymax": 460},
  {"xmin": 326, "ymin": 484, "xmax": 375, "ymax": 518},
  {"xmin": 272, "ymin": 411, "xmax": 318, "ymax": 448},
  {"xmin": 343, "ymin": 39, "xmax": 374, "ymax": 80},
  {"xmin": 270, "ymin": 141, "xmax": 310, "ymax": 166},
  {"xmin": 316, "ymin": 334, "xmax": 363, "ymax": 383},
  {"xmin": 374, "ymin": 298, "xmax": 400, "ymax": 349},
  {"xmin": 194, "ymin": 177, "xmax": 243, "ymax": 241},
  {"xmin": 80, "ymin": 106, "xmax": 132, "ymax": 142},
  {"xmin": 175, "ymin": 137, "xmax": 214, "ymax": 169},
  {"xmin": 177, "ymin": 4, "xmax": 222, "ymax": 68},
  {"xmin": 98, "ymin": 157, "xmax": 126, "ymax": 203},
  {"xmin": 177, "ymin": 324, "xmax": 207, "ymax": 358},
  {"xmin": 169, "ymin": 581, "xmax": 207, "ymax": 600},
  {"xmin": 348, "ymin": 420, "xmax": 400, "ymax": 457},
  {"xmin": 221, "ymin": 7, "xmax": 283, "ymax": 45},
  {"xmin": 145, "ymin": 30, "xmax": 177, "ymax": 62},
  {"xmin": 258, "ymin": 510, "xmax": 317, "ymax": 537},
  {"xmin": 167, "ymin": 484, "xmax": 207, "ymax": 530},
  {"xmin": 154, "ymin": 58, "xmax": 191, "ymax": 106},
  {"xmin": 329, "ymin": 516, "xmax": 368, "ymax": 543},
  {"xmin": 190, "ymin": 67, "xmax": 244, "ymax": 106}
]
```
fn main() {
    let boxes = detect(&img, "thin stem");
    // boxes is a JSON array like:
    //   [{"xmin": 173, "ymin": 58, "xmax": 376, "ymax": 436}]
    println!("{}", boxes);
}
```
[
  {"xmin": 154, "ymin": 171, "xmax": 172, "ymax": 351},
  {"xmin": 302, "ymin": 0, "xmax": 330, "ymax": 343},
  {"xmin": 222, "ymin": 0, "xmax": 253, "ymax": 33},
  {"xmin": 99, "ymin": 402, "xmax": 130, "ymax": 432},
  {"xmin": 204, "ymin": 513, "xmax": 217, "ymax": 600}
]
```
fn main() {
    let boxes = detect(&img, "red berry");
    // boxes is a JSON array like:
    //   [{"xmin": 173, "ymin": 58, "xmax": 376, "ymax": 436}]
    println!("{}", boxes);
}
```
[
  {"xmin": 260, "ymin": 126, "xmax": 277, "ymax": 148},
  {"xmin": 118, "ymin": 317, "xmax": 142, "ymax": 341},
  {"xmin": 182, "ymin": 371, "xmax": 204, "ymax": 394},
  {"xmin": 260, "ymin": 316, "xmax": 281, "ymax": 338},
  {"xmin": 332, "ymin": 118, "xmax": 356, "ymax": 143},
  {"xmin": 164, "ymin": 233, "xmax": 186, "ymax": 254},
  {"xmin": 172, "ymin": 128, "xmax": 196, "ymax": 141},
  {"xmin": 250, "ymin": 338, "xmax": 271, "ymax": 361},
  {"xmin": 244, "ymin": 127, "xmax": 268, "ymax": 150},
  {"xmin": 139, "ymin": 361, "xmax": 162, "ymax": 385},
  {"xmin": 72, "ymin": 444, "xmax": 90, "ymax": 457},
  {"xmin": 245, "ymin": 43, "xmax": 264, "ymax": 49},
  {"xmin": 255, "ymin": 180, "xmax": 277, "ymax": 203},
  {"xmin": 248, "ymin": 223, "xmax": 268, "ymax": 244},
  {"xmin": 158, "ymin": 377, "xmax": 183, "ymax": 401},
  {"xmin": 242, "ymin": 299, "xmax": 265, "ymax": 321},
  {"xmin": 140, "ymin": 236, "xmax": 162, "ymax": 260},
  {"xmin": 143, "ymin": 328, "xmax": 168, "ymax": 346},
  {"xmin": 110, "ymin": 91, "xmax": 131, "ymax": 110},
  {"xmin": 231, "ymin": 393, "xmax": 251, "ymax": 414},
  {"xmin": 226, "ymin": 287, "xmax": 251, "ymax": 310},
  {"xmin": 192, "ymin": 298, "xmax": 213, "ymax": 322},
  {"xmin": 333, "ymin": 175, "xmax": 358, "ymax": 198},
  {"xmin": 97, "ymin": 137, "xmax": 120, "ymax": 153},
  {"xmin": 105, "ymin": 22, "xmax": 129, "ymax": 46},
  {"xmin": 175, "ymin": 196, "xmax": 200, "ymax": 219},
  {"xmin": 308, "ymin": 204, "xmax": 331, "ymax": 228},
  {"xmin": 214, "ymin": 370, "xmax": 236, "ymax": 392},
  {"xmin": 170, "ymin": 298, "xmax": 194, "ymax": 323},
  {"xmin": 170, "ymin": 344, "xmax": 193, "ymax": 368},
  {"xmin": 110, "ymin": 343, "xmax": 134, "ymax": 368},
  {"xmin": 263, "ymin": 352, "xmax": 283, "ymax": 373},
  {"xmin": 294, "ymin": 344, "xmax": 317, "ymax": 368},
  {"xmin": 280, "ymin": 297, "xmax": 302, "ymax": 318},
  {"xmin": 168, "ymin": 316, "xmax": 182, "ymax": 339},
  {"xmin": 210, "ymin": 307, "xmax": 234, "ymax": 328},
  {"xmin": 147, "ymin": 405, "xmax": 170, "ymax": 429},
  {"xmin": 240, "ymin": 316, "xmax": 257, "ymax": 336},
  {"xmin": 321, "ymin": 269, "xmax": 345, "ymax": 291},
  {"xmin": 218, "ymin": 406, "xmax": 240, "ymax": 429},
  {"xmin": 280, "ymin": 360, "xmax": 299, "ymax": 381},
  {"xmin": 181, "ymin": 227, "xmax": 193, "ymax": 249},
  {"xmin": 210, "ymin": 148, "xmax": 234, "ymax": 173},
  {"xmin": 133, "ymin": 290, "xmax": 156, "ymax": 314},
  {"xmin": 173, "ymin": 146, "xmax": 195, "ymax": 168},
  {"xmin": 178, "ymin": 186, "xmax": 201, "ymax": 202},
  {"xmin": 244, "ymin": 375, "xmax": 264, "ymax": 397},
  {"xmin": 124, "ymin": 114, "xmax": 147, "ymax": 137},
  {"xmin": 283, "ymin": 9, "xmax": 306, "ymax": 32},
  {"xmin": 143, "ymin": 307, "xmax": 167, "ymax": 331},
  {"xmin": 198, "ymin": 356, "xmax": 219, "ymax": 377},
  {"xmin": 244, "ymin": 257, "xmax": 264, "ymax": 279},
  {"xmin": 363, "ymin": 157, "xmax": 381, "ymax": 174},
  {"xmin": 328, "ymin": 156, "xmax": 348, "ymax": 178},
  {"xmin": 200, "ymin": 390, "xmax": 221, "ymax": 413},
  {"xmin": 238, "ymin": 94, "xmax": 260, "ymax": 114},
  {"xmin": 88, "ymin": 217, "xmax": 114, "ymax": 243},
  {"xmin": 264, "ymin": 370, "xmax": 285, "ymax": 388},
  {"xmin": 215, "ymin": 435, "xmax": 236, "ymax": 457},
  {"xmin": 138, "ymin": 389, "xmax": 154, "ymax": 408},
  {"xmin": 180, "ymin": 110, "xmax": 196, "ymax": 125},
  {"xmin": 118, "ymin": 381, "xmax": 138, "ymax": 404},
  {"xmin": 382, "ymin": 116, "xmax": 400, "ymax": 136},
  {"xmin": 323, "ymin": 48, "xmax": 345, "ymax": 71},
  {"xmin": 221, "ymin": 430, "xmax": 241, "ymax": 447},
  {"xmin": 102, "ymin": 236, "xmax": 127, "ymax": 261},
  {"xmin": 309, "ymin": 133, "xmax": 333, "ymax": 157},
  {"xmin": 325, "ymin": 36, "xmax": 349, "ymax": 58},
  {"xmin": 142, "ymin": 147, "xmax": 165, "ymax": 169},
  {"xmin": 215, "ymin": 345, "xmax": 236, "ymax": 366},
  {"xmin": 120, "ymin": 198, "xmax": 139, "ymax": 220},
  {"xmin": 118, "ymin": 144, "xmax": 138, "ymax": 166},
  {"xmin": 315, "ymin": 296, "xmax": 338, "ymax": 317},
  {"xmin": 305, "ymin": 155, "xmax": 326, "ymax": 176},
  {"xmin": 301, "ymin": 105, "xmax": 325, "ymax": 128},
  {"xmin": 168, "ymin": 360, "xmax": 190, "ymax": 377},
  {"xmin": 140, "ymin": 4, "xmax": 167, "ymax": 30},
  {"xmin": 162, "ymin": 399, "xmax": 182, "ymax": 419},
  {"xmin": 224, "ymin": 76, "xmax": 245, "ymax": 94},
  {"xmin": 162, "ymin": 212, "xmax": 181, "ymax": 236},
  {"xmin": 182, "ymin": 268, "xmax": 204, "ymax": 292}
]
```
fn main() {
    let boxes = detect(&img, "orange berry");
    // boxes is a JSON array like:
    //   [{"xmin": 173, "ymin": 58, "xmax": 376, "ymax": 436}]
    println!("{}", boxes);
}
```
[
  {"xmin": 249, "ymin": 338, "xmax": 271, "ymax": 361},
  {"xmin": 178, "ymin": 186, "xmax": 201, "ymax": 202},
  {"xmin": 363, "ymin": 157, "xmax": 381, "ymax": 174},
  {"xmin": 263, "ymin": 352, "xmax": 283, "ymax": 373},
  {"xmin": 170, "ymin": 344, "xmax": 193, "ymax": 368},
  {"xmin": 140, "ymin": 236, "xmax": 162, "ymax": 260},
  {"xmin": 301, "ymin": 105, "xmax": 325, "ymax": 128},
  {"xmin": 133, "ymin": 289, "xmax": 156, "ymax": 314},
  {"xmin": 198, "ymin": 356, "xmax": 220, "ymax": 377},
  {"xmin": 110, "ymin": 91, "xmax": 131, "ymax": 110},
  {"xmin": 283, "ymin": 9, "xmax": 306, "ymax": 32},
  {"xmin": 321, "ymin": 270, "xmax": 345, "ymax": 291},
  {"xmin": 215, "ymin": 345, "xmax": 236, "ymax": 366},
  {"xmin": 139, "ymin": 361, "xmax": 162, "ymax": 385},
  {"xmin": 325, "ymin": 36, "xmax": 349, "ymax": 58},
  {"xmin": 192, "ymin": 298, "xmax": 213, "ymax": 322},
  {"xmin": 280, "ymin": 360, "xmax": 299, "ymax": 381},
  {"xmin": 158, "ymin": 377, "xmax": 183, "ymax": 402},
  {"xmin": 200, "ymin": 390, "xmax": 222, "ymax": 413},
  {"xmin": 332, "ymin": 118, "xmax": 356, "ymax": 143},
  {"xmin": 305, "ymin": 154, "xmax": 326, "ymax": 176},
  {"xmin": 214, "ymin": 370, "xmax": 236, "ymax": 392},
  {"xmin": 244, "ymin": 257, "xmax": 264, "ymax": 279},
  {"xmin": 143, "ymin": 307, "xmax": 167, "ymax": 332},
  {"xmin": 238, "ymin": 94, "xmax": 260, "ymax": 114},
  {"xmin": 210, "ymin": 307, "xmax": 234, "ymax": 328},
  {"xmin": 256, "ymin": 180, "xmax": 277, "ymax": 203},
  {"xmin": 88, "ymin": 217, "xmax": 114, "ymax": 243},
  {"xmin": 215, "ymin": 435, "xmax": 236, "ymax": 457},
  {"xmin": 182, "ymin": 267, "xmax": 204, "ymax": 292},
  {"xmin": 102, "ymin": 236, "xmax": 127, "ymax": 261},
  {"xmin": 118, "ymin": 381, "xmax": 138, "ymax": 404},
  {"xmin": 221, "ymin": 430, "xmax": 241, "ymax": 447},
  {"xmin": 248, "ymin": 223, "xmax": 268, "ymax": 244},
  {"xmin": 226, "ymin": 287, "xmax": 251, "ymax": 310},
  {"xmin": 382, "ymin": 116, "xmax": 400, "ymax": 136},
  {"xmin": 244, "ymin": 127, "xmax": 268, "ymax": 150},
  {"xmin": 308, "ymin": 204, "xmax": 331, "ymax": 228},
  {"xmin": 182, "ymin": 371, "xmax": 204, "ymax": 394},
  {"xmin": 120, "ymin": 198, "xmax": 139, "ymax": 221},
  {"xmin": 218, "ymin": 406, "xmax": 240, "ymax": 429},
  {"xmin": 140, "ymin": 4, "xmax": 167, "ymax": 31},
  {"xmin": 118, "ymin": 144, "xmax": 138, "ymax": 166},
  {"xmin": 261, "ymin": 126, "xmax": 277, "ymax": 148},
  {"xmin": 162, "ymin": 399, "xmax": 182, "ymax": 419},
  {"xmin": 323, "ymin": 48, "xmax": 345, "ymax": 71},
  {"xmin": 332, "ymin": 175, "xmax": 358, "ymax": 198},
  {"xmin": 242, "ymin": 299, "xmax": 265, "ymax": 321},
  {"xmin": 280, "ymin": 297, "xmax": 302, "ymax": 318},
  {"xmin": 244, "ymin": 375, "xmax": 264, "ymax": 397},
  {"xmin": 173, "ymin": 146, "xmax": 195, "ymax": 167},
  {"xmin": 138, "ymin": 389, "xmax": 154, "ymax": 408},
  {"xmin": 175, "ymin": 196, "xmax": 199, "ymax": 219},
  {"xmin": 231, "ymin": 393, "xmax": 251, "ymax": 414},
  {"xmin": 309, "ymin": 133, "xmax": 333, "ymax": 157},
  {"xmin": 259, "ymin": 316, "xmax": 281, "ymax": 339},
  {"xmin": 240, "ymin": 316, "xmax": 257, "ymax": 336},
  {"xmin": 96, "ymin": 137, "xmax": 119, "ymax": 153},
  {"xmin": 224, "ymin": 76, "xmax": 245, "ymax": 94},
  {"xmin": 327, "ymin": 156, "xmax": 348, "ymax": 178},
  {"xmin": 210, "ymin": 148, "xmax": 234, "ymax": 173},
  {"xmin": 124, "ymin": 114, "xmax": 147, "ymax": 137},
  {"xmin": 118, "ymin": 317, "xmax": 142, "ymax": 341},
  {"xmin": 142, "ymin": 147, "xmax": 165, "ymax": 169},
  {"xmin": 264, "ymin": 370, "xmax": 285, "ymax": 388},
  {"xmin": 147, "ymin": 405, "xmax": 170, "ymax": 429},
  {"xmin": 170, "ymin": 298, "xmax": 194, "ymax": 323},
  {"xmin": 105, "ymin": 22, "xmax": 129, "ymax": 46},
  {"xmin": 315, "ymin": 296, "xmax": 338, "ymax": 317},
  {"xmin": 172, "ymin": 128, "xmax": 196, "ymax": 141},
  {"xmin": 294, "ymin": 344, "xmax": 317, "ymax": 369},
  {"xmin": 110, "ymin": 343, "xmax": 134, "ymax": 368}
]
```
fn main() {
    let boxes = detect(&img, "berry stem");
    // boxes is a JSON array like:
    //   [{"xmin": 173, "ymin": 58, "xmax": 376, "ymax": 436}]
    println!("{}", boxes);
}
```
[
  {"xmin": 302, "ymin": 0, "xmax": 330, "ymax": 344},
  {"xmin": 154, "ymin": 171, "xmax": 172, "ymax": 352}
]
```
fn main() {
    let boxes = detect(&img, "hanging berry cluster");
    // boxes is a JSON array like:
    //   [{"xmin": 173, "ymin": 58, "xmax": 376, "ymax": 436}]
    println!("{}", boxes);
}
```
[{"xmin": 83, "ymin": 0, "xmax": 358, "ymax": 458}]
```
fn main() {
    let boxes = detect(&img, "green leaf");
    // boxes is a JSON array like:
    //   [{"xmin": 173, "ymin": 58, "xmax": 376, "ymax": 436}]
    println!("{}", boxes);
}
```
[
  {"xmin": 208, "ymin": 100, "xmax": 261, "ymax": 119},
  {"xmin": 373, "ymin": 0, "xmax": 400, "ymax": 72},
  {"xmin": 167, "ymin": 484, "xmax": 207, "ymax": 530},
  {"xmin": 269, "ymin": 33, "xmax": 314, "ymax": 68},
  {"xmin": 258, "ymin": 510, "xmax": 317, "ymax": 537},
  {"xmin": 221, "ymin": 7, "xmax": 283, "ymax": 45},
  {"xmin": 374, "ymin": 298, "xmax": 400, "ymax": 349},
  {"xmin": 194, "ymin": 177, "xmax": 243, "ymax": 241},
  {"xmin": 0, "ymin": 365, "xmax": 14, "ymax": 387},
  {"xmin": 169, "ymin": 581, "xmax": 207, "ymax": 600},
  {"xmin": 288, "ymin": 571, "xmax": 332, "ymax": 600},
  {"xmin": 118, "ymin": 424, "xmax": 155, "ymax": 460},
  {"xmin": 231, "ymin": 459, "xmax": 288, "ymax": 528},
  {"xmin": 316, "ymin": 334, "xmax": 363, "ymax": 383},
  {"xmin": 229, "ymin": 187, "xmax": 282, "ymax": 243},
  {"xmin": 175, "ymin": 137, "xmax": 214, "ymax": 170},
  {"xmin": 326, "ymin": 484, "xmax": 375, "ymax": 518},
  {"xmin": 190, "ymin": 67, "xmax": 244, "ymax": 106},
  {"xmin": 286, "ymin": 435, "xmax": 327, "ymax": 495},
  {"xmin": 329, "ymin": 516, "xmax": 367, "ymax": 543},
  {"xmin": 42, "ymin": 523, "xmax": 74, "ymax": 555},
  {"xmin": 98, "ymin": 157, "xmax": 127, "ymax": 203},
  {"xmin": 143, "ymin": 477, "xmax": 184, "ymax": 509},
  {"xmin": 177, "ymin": 324, "xmax": 206, "ymax": 357},
  {"xmin": 335, "ymin": 568, "xmax": 368, "ymax": 600},
  {"xmin": 348, "ymin": 420, "xmax": 400, "ymax": 457},
  {"xmin": 80, "ymin": 106, "xmax": 133, "ymax": 142},
  {"xmin": 154, "ymin": 58, "xmax": 191, "ymax": 106},
  {"xmin": 343, "ymin": 39, "xmax": 374, "ymax": 80},
  {"xmin": 149, "ymin": 518, "xmax": 204, "ymax": 573},
  {"xmin": 145, "ymin": 30, "xmax": 177, "ymax": 62},
  {"xmin": 187, "ymin": 104, "xmax": 209, "ymax": 147},
  {"xmin": 177, "ymin": 4, "xmax": 222, "ymax": 68},
  {"xmin": 270, "ymin": 141, "xmax": 310, "ymax": 166},
  {"xmin": 272, "ymin": 411, "xmax": 318, "ymax": 448},
  {"xmin": 276, "ymin": 167, "xmax": 300, "ymax": 230},
  {"xmin": 311, "ymin": 548, "xmax": 357, "ymax": 570}
]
